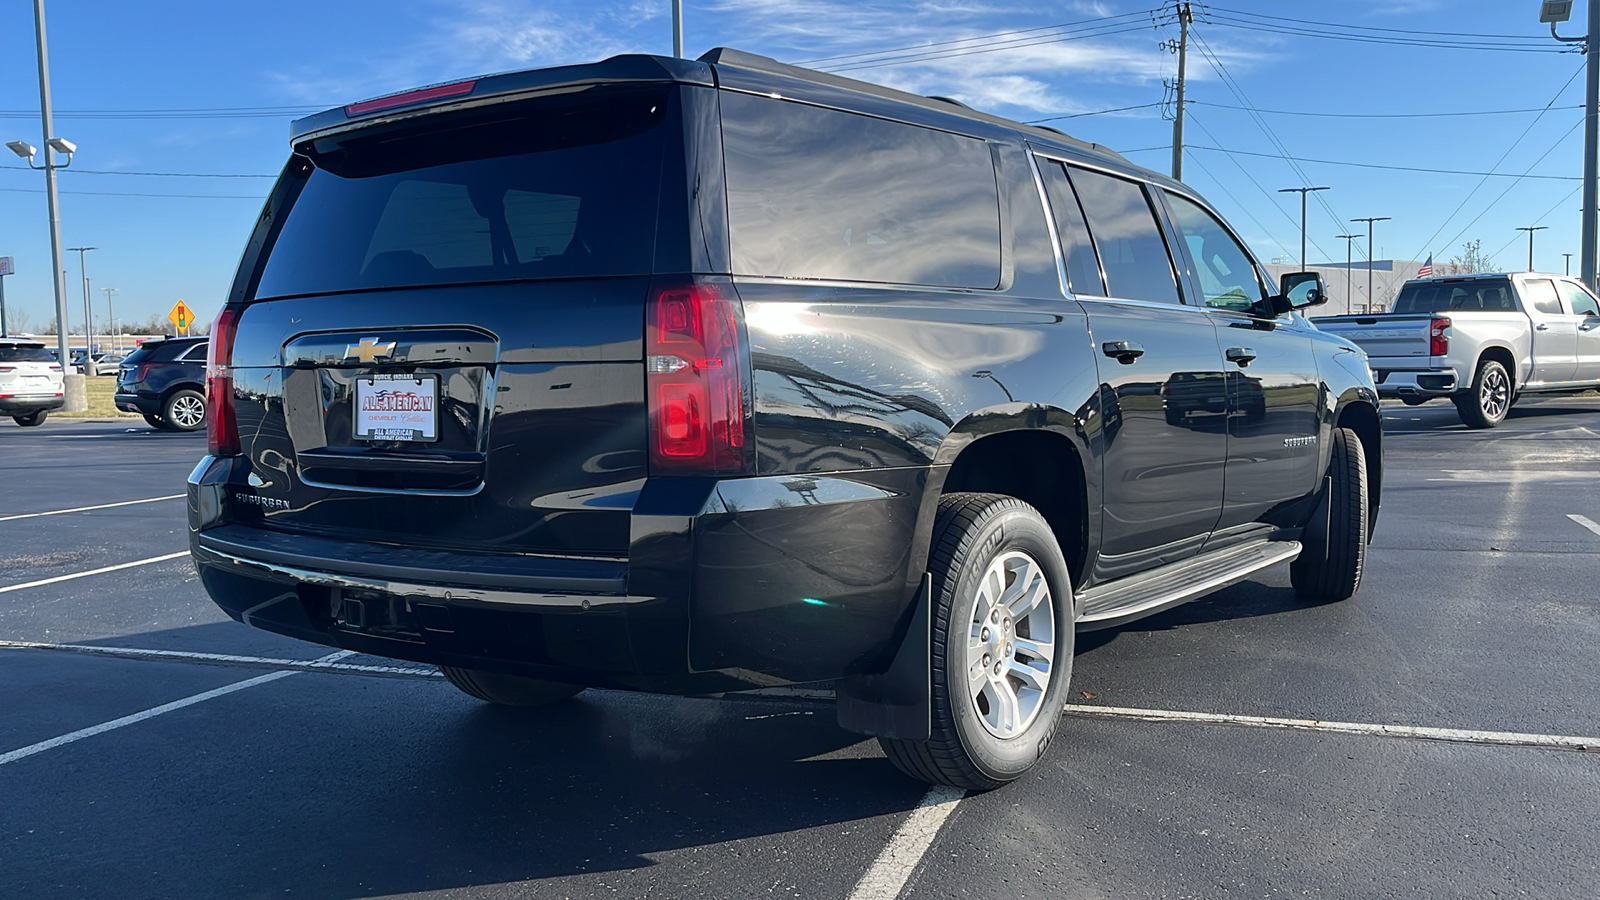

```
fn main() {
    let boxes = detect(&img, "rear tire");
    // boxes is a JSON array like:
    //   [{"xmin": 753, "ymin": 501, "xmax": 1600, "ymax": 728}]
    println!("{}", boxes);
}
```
[
  {"xmin": 143, "ymin": 413, "xmax": 171, "ymax": 430},
  {"xmin": 1290, "ymin": 427, "xmax": 1369, "ymax": 602},
  {"xmin": 439, "ymin": 666, "xmax": 583, "ymax": 707},
  {"xmin": 162, "ymin": 389, "xmax": 206, "ymax": 432},
  {"xmin": 880, "ymin": 492, "xmax": 1074, "ymax": 791},
  {"xmin": 1452, "ymin": 359, "xmax": 1511, "ymax": 428},
  {"xmin": 13, "ymin": 411, "xmax": 46, "ymax": 427}
]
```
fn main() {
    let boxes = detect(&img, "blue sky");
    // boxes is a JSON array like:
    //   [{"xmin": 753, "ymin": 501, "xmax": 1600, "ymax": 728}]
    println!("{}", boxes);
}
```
[{"xmin": 0, "ymin": 1, "xmax": 1586, "ymax": 332}]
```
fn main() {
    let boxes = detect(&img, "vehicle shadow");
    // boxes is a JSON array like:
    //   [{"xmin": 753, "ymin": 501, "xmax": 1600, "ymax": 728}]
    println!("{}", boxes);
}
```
[
  {"xmin": 1076, "ymin": 579, "xmax": 1308, "ymax": 653},
  {"xmin": 7, "ymin": 623, "xmax": 925, "ymax": 899}
]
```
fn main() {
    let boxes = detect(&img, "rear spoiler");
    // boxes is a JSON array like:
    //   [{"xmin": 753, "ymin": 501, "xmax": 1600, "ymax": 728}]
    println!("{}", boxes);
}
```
[{"xmin": 289, "ymin": 54, "xmax": 714, "ymax": 146}]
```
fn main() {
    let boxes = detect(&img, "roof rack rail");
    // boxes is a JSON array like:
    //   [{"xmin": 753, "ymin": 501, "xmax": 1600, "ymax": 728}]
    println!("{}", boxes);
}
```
[{"xmin": 924, "ymin": 95, "xmax": 971, "ymax": 109}]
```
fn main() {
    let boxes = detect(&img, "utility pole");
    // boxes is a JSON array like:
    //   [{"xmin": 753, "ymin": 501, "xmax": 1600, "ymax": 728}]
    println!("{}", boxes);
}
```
[
  {"xmin": 1337, "ymin": 233, "xmax": 1361, "ymax": 314},
  {"xmin": 67, "ymin": 245, "xmax": 95, "ymax": 373},
  {"xmin": 101, "ymin": 286, "xmax": 117, "ymax": 352},
  {"xmin": 1171, "ymin": 1, "xmax": 1192, "ymax": 181},
  {"xmin": 1518, "ymin": 226, "xmax": 1548, "ymax": 271},
  {"xmin": 1279, "ymin": 186, "xmax": 1330, "ymax": 271},
  {"xmin": 671, "ymin": 0, "xmax": 682, "ymax": 57},
  {"xmin": 1352, "ymin": 216, "xmax": 1390, "ymax": 316},
  {"xmin": 30, "ymin": 0, "xmax": 82, "ymax": 409},
  {"xmin": 1565, "ymin": 252, "xmax": 1574, "ymax": 275}
]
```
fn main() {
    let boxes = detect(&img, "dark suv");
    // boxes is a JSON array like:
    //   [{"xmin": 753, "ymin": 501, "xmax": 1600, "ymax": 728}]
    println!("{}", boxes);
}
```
[
  {"xmin": 116, "ymin": 337, "xmax": 208, "ymax": 430},
  {"xmin": 189, "ymin": 49, "xmax": 1381, "ymax": 789}
]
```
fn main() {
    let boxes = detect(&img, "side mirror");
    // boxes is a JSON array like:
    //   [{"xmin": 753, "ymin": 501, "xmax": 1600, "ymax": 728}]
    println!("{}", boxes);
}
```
[{"xmin": 1278, "ymin": 271, "xmax": 1328, "ymax": 310}]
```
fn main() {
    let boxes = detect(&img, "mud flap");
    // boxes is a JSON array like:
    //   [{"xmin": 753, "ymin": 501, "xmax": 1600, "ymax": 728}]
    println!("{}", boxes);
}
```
[{"xmin": 835, "ymin": 575, "xmax": 932, "ymax": 741}]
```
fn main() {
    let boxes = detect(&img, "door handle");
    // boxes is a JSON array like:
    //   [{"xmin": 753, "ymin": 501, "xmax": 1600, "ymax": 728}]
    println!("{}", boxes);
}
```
[
  {"xmin": 1536, "ymin": 323, "xmax": 1550, "ymax": 331},
  {"xmin": 1226, "ymin": 347, "xmax": 1257, "ymax": 367},
  {"xmin": 1101, "ymin": 341, "xmax": 1145, "ymax": 364}
]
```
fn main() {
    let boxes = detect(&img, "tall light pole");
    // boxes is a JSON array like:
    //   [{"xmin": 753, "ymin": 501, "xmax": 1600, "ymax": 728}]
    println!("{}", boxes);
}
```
[
  {"xmin": 67, "ymin": 245, "xmax": 96, "ymax": 373},
  {"xmin": 101, "ymin": 286, "xmax": 118, "ymax": 352},
  {"xmin": 1336, "ymin": 233, "xmax": 1361, "ymax": 314},
  {"xmin": 1352, "ymin": 216, "xmax": 1391, "ymax": 315},
  {"xmin": 1279, "ymin": 186, "xmax": 1330, "ymax": 271},
  {"xmin": 11, "ymin": 0, "xmax": 82, "ymax": 409},
  {"xmin": 1518, "ymin": 226, "xmax": 1548, "ymax": 271},
  {"xmin": 1565, "ymin": 252, "xmax": 1574, "ymax": 275},
  {"xmin": 671, "ymin": 0, "xmax": 682, "ymax": 57},
  {"xmin": 1546, "ymin": 1, "xmax": 1599, "ymax": 288}
]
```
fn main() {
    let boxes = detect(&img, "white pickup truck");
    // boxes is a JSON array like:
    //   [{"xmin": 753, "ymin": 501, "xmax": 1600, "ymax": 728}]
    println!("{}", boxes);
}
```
[{"xmin": 1315, "ymin": 272, "xmax": 1600, "ymax": 427}]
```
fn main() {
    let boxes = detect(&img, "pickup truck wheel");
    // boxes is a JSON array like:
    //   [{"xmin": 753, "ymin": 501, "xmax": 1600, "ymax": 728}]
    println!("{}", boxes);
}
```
[
  {"xmin": 439, "ymin": 666, "xmax": 584, "ymax": 707},
  {"xmin": 1290, "ymin": 427, "xmax": 1368, "ymax": 602},
  {"xmin": 12, "ymin": 411, "xmax": 47, "ymax": 427},
  {"xmin": 1453, "ymin": 359, "xmax": 1511, "ymax": 428},
  {"xmin": 880, "ymin": 493, "xmax": 1074, "ymax": 790}
]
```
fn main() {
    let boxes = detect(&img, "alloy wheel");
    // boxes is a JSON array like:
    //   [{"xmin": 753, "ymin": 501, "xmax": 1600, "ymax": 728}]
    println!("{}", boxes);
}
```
[{"xmin": 964, "ymin": 550, "xmax": 1057, "ymax": 739}]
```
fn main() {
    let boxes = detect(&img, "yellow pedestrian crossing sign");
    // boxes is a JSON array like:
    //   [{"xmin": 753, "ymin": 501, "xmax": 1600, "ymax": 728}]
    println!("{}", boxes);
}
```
[{"xmin": 168, "ymin": 300, "xmax": 194, "ymax": 335}]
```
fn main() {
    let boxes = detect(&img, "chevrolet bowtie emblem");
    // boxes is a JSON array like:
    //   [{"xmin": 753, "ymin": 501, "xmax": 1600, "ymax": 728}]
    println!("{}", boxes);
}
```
[{"xmin": 344, "ymin": 337, "xmax": 397, "ymax": 363}]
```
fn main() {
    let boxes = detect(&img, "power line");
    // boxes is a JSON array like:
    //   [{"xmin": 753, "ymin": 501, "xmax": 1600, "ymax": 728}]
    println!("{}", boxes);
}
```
[
  {"xmin": 792, "ymin": 9, "xmax": 1160, "ymax": 65},
  {"xmin": 1411, "ymin": 62, "xmax": 1587, "ymax": 260},
  {"xmin": 1201, "ymin": 5, "xmax": 1563, "ymax": 42},
  {"xmin": 1186, "ymin": 113, "xmax": 1332, "ymax": 262},
  {"xmin": 1435, "ymin": 119, "xmax": 1585, "ymax": 260},
  {"xmin": 1200, "ymin": 15, "xmax": 1573, "ymax": 53},
  {"xmin": 1489, "ymin": 184, "xmax": 1583, "ymax": 261},
  {"xmin": 819, "ymin": 21, "xmax": 1165, "ymax": 73},
  {"xmin": 1197, "ymin": 6, "xmax": 1571, "ymax": 53},
  {"xmin": 0, "ymin": 186, "xmax": 264, "ymax": 200},
  {"xmin": 1025, "ymin": 103, "xmax": 1164, "ymax": 123},
  {"xmin": 1180, "ymin": 145, "xmax": 1579, "ymax": 181},
  {"xmin": 1190, "ymin": 100, "xmax": 1585, "ymax": 120},
  {"xmin": 1, "ymin": 164, "xmax": 274, "ymax": 178},
  {"xmin": 1182, "ymin": 150, "xmax": 1294, "ymax": 258},
  {"xmin": 0, "ymin": 106, "xmax": 322, "ymax": 120}
]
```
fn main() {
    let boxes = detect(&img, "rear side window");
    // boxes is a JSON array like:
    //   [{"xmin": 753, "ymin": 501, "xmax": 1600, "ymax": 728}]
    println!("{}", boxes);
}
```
[
  {"xmin": 1065, "ymin": 166, "xmax": 1181, "ymax": 305},
  {"xmin": 1036, "ymin": 159, "xmax": 1105, "ymax": 296},
  {"xmin": 721, "ymin": 93, "xmax": 1001, "ymax": 288},
  {"xmin": 1392, "ymin": 279, "xmax": 1515, "ymax": 314},
  {"xmin": 0, "ymin": 345, "xmax": 53, "ymax": 363},
  {"xmin": 255, "ymin": 86, "xmax": 671, "ymax": 299}
]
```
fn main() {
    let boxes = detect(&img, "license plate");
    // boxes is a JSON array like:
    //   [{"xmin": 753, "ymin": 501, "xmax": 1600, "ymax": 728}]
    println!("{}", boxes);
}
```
[
  {"xmin": 353, "ymin": 374, "xmax": 438, "ymax": 442},
  {"xmin": 23, "ymin": 376, "xmax": 47, "ymax": 387}
]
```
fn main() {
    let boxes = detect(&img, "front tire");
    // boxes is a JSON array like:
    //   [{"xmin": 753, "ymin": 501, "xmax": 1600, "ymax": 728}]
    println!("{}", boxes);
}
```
[
  {"xmin": 1453, "ymin": 359, "xmax": 1511, "ymax": 428},
  {"xmin": 1290, "ymin": 427, "xmax": 1369, "ymax": 602},
  {"xmin": 13, "ymin": 411, "xmax": 47, "ymax": 427},
  {"xmin": 439, "ymin": 666, "xmax": 583, "ymax": 707},
  {"xmin": 162, "ymin": 389, "xmax": 207, "ymax": 432},
  {"xmin": 880, "ymin": 493, "xmax": 1074, "ymax": 791}
]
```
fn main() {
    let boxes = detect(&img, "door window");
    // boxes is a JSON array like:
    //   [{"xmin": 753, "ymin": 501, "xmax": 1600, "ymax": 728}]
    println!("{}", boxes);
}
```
[
  {"xmin": 1165, "ymin": 193, "xmax": 1268, "ymax": 312},
  {"xmin": 1036, "ymin": 159, "xmax": 1105, "ymax": 296},
  {"xmin": 1524, "ymin": 279, "xmax": 1564, "ymax": 315},
  {"xmin": 1558, "ymin": 280, "xmax": 1600, "ymax": 316},
  {"xmin": 1065, "ymin": 166, "xmax": 1182, "ymax": 305}
]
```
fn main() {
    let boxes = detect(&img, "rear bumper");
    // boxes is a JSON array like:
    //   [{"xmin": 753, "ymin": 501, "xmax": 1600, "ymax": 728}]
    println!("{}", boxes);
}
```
[
  {"xmin": 0, "ymin": 393, "xmax": 65, "ymax": 414},
  {"xmin": 188, "ymin": 455, "xmax": 930, "ymax": 693},
  {"xmin": 114, "ymin": 391, "xmax": 159, "ymax": 415},
  {"xmin": 1372, "ymin": 367, "xmax": 1459, "ymax": 399}
]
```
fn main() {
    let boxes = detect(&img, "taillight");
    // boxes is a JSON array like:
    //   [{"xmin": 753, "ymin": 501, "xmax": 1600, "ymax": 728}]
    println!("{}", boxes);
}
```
[
  {"xmin": 1429, "ymin": 316, "xmax": 1450, "ymax": 357},
  {"xmin": 0, "ymin": 365, "xmax": 13, "ymax": 372},
  {"xmin": 48, "ymin": 364, "xmax": 62, "ymax": 372},
  {"xmin": 206, "ymin": 307, "xmax": 241, "ymax": 457},
  {"xmin": 646, "ymin": 280, "xmax": 749, "ymax": 474},
  {"xmin": 133, "ymin": 364, "xmax": 151, "ymax": 383}
]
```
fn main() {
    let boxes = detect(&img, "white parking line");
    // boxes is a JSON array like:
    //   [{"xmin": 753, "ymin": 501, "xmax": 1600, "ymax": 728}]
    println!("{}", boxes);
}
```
[
  {"xmin": 846, "ymin": 785, "xmax": 966, "ymax": 900},
  {"xmin": 0, "ymin": 551, "xmax": 189, "ymax": 594},
  {"xmin": 0, "ymin": 494, "xmax": 185, "ymax": 523},
  {"xmin": 1566, "ymin": 514, "xmax": 1600, "ymax": 537},
  {"xmin": 1066, "ymin": 704, "xmax": 1600, "ymax": 752},
  {"xmin": 0, "ymin": 639, "xmax": 437, "ymax": 677},
  {"xmin": 0, "ymin": 665, "xmax": 311, "ymax": 767}
]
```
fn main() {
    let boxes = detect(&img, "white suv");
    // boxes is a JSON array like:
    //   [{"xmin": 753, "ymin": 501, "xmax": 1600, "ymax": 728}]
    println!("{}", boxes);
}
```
[{"xmin": 0, "ymin": 339, "xmax": 66, "ymax": 426}]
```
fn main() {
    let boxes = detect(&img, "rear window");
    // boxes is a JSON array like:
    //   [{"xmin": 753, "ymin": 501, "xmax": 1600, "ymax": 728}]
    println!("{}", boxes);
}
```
[
  {"xmin": 721, "ymin": 93, "xmax": 1001, "ymax": 288},
  {"xmin": 0, "ymin": 345, "xmax": 53, "ymax": 363},
  {"xmin": 255, "ymin": 86, "xmax": 672, "ymax": 299},
  {"xmin": 1392, "ymin": 279, "xmax": 1515, "ymax": 314}
]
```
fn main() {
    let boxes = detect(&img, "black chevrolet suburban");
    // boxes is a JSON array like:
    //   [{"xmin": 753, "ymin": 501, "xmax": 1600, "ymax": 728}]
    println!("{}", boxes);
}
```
[{"xmin": 189, "ymin": 48, "xmax": 1382, "ymax": 789}]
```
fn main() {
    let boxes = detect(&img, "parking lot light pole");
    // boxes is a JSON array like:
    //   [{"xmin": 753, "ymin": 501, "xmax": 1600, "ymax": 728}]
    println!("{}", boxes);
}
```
[
  {"xmin": 1278, "ymin": 186, "xmax": 1329, "ymax": 271},
  {"xmin": 101, "ymin": 286, "xmax": 117, "ymax": 352},
  {"xmin": 1336, "ymin": 233, "xmax": 1361, "ymax": 314},
  {"xmin": 1565, "ymin": 252, "xmax": 1574, "ymax": 275},
  {"xmin": 18, "ymin": 0, "xmax": 83, "ymax": 410},
  {"xmin": 1352, "ymin": 216, "xmax": 1390, "ymax": 315},
  {"xmin": 66, "ymin": 245, "xmax": 95, "ymax": 373},
  {"xmin": 1518, "ymin": 226, "xmax": 1549, "ymax": 271}
]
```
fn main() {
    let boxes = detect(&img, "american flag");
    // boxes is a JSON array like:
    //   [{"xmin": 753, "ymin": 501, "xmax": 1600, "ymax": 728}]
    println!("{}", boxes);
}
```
[{"xmin": 1417, "ymin": 254, "xmax": 1433, "ymax": 277}]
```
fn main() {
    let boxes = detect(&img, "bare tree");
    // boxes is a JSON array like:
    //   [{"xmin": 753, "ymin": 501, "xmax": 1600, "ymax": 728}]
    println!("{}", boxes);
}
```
[{"xmin": 1444, "ymin": 239, "xmax": 1496, "ymax": 275}]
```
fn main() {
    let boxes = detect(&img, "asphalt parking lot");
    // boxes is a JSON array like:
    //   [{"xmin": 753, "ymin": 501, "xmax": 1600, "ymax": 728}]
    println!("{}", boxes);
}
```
[{"xmin": 3, "ymin": 399, "xmax": 1600, "ymax": 899}]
